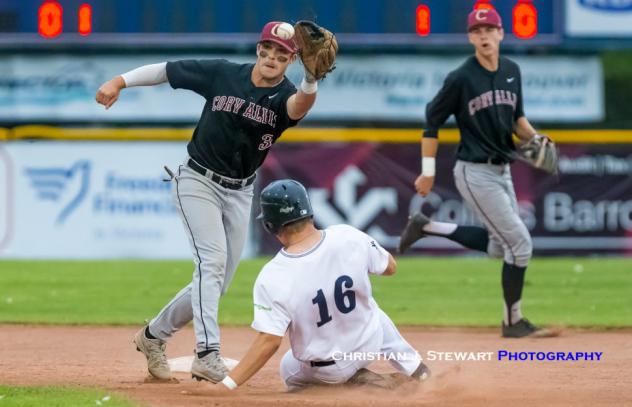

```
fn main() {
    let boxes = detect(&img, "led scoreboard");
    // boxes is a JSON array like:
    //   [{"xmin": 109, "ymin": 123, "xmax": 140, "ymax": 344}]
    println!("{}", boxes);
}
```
[
  {"xmin": 416, "ymin": 1, "xmax": 544, "ymax": 39},
  {"xmin": 0, "ymin": 0, "xmax": 559, "ymax": 44}
]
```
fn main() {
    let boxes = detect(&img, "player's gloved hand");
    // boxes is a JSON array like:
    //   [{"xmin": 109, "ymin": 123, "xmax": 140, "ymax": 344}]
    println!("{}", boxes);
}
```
[
  {"xmin": 293, "ymin": 20, "xmax": 338, "ymax": 81},
  {"xmin": 518, "ymin": 133, "xmax": 558, "ymax": 174},
  {"xmin": 95, "ymin": 76, "xmax": 125, "ymax": 110},
  {"xmin": 414, "ymin": 174, "xmax": 435, "ymax": 197}
]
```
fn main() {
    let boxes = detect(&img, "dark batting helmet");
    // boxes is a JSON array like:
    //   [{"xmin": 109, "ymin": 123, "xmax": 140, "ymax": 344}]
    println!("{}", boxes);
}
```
[{"xmin": 257, "ymin": 179, "xmax": 314, "ymax": 234}]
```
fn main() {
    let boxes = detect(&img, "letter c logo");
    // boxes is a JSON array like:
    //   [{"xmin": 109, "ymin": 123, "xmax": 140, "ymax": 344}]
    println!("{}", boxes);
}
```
[
  {"xmin": 475, "ymin": 9, "xmax": 489, "ymax": 21},
  {"xmin": 271, "ymin": 23, "xmax": 281, "ymax": 38}
]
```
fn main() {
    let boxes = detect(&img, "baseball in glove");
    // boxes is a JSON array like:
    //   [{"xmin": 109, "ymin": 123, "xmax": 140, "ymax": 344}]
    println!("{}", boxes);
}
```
[
  {"xmin": 293, "ymin": 20, "xmax": 338, "ymax": 80},
  {"xmin": 517, "ymin": 134, "xmax": 559, "ymax": 174}
]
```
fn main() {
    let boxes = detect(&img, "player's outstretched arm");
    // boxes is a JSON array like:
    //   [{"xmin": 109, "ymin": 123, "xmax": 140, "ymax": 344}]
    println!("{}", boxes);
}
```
[
  {"xmin": 95, "ymin": 62, "xmax": 168, "ymax": 109},
  {"xmin": 286, "ymin": 77, "xmax": 317, "ymax": 120},
  {"xmin": 220, "ymin": 332, "xmax": 283, "ymax": 390}
]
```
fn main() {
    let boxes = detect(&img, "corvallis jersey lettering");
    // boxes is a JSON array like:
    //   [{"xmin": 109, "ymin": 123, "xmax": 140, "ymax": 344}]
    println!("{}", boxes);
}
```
[
  {"xmin": 424, "ymin": 56, "xmax": 525, "ymax": 164},
  {"xmin": 167, "ymin": 59, "xmax": 299, "ymax": 179}
]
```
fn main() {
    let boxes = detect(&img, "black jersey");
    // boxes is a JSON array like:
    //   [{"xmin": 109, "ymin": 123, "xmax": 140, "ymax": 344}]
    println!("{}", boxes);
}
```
[
  {"xmin": 167, "ymin": 59, "xmax": 299, "ymax": 179},
  {"xmin": 424, "ymin": 56, "xmax": 525, "ymax": 163}
]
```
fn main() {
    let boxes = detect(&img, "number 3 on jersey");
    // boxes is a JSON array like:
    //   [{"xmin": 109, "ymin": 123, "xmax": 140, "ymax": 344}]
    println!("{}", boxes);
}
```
[
  {"xmin": 312, "ymin": 275, "xmax": 356, "ymax": 327},
  {"xmin": 258, "ymin": 134, "xmax": 274, "ymax": 151}
]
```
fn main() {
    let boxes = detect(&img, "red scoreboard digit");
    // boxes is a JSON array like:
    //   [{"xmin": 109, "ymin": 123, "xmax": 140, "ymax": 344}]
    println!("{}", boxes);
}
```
[
  {"xmin": 38, "ymin": 1, "xmax": 63, "ymax": 38},
  {"xmin": 38, "ymin": 1, "xmax": 92, "ymax": 38},
  {"xmin": 416, "ymin": 5, "xmax": 431, "ymax": 36},
  {"xmin": 513, "ymin": 0, "xmax": 538, "ymax": 39},
  {"xmin": 78, "ymin": 3, "xmax": 93, "ymax": 36}
]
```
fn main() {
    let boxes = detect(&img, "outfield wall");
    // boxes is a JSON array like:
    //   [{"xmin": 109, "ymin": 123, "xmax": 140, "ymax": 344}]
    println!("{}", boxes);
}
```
[{"xmin": 0, "ymin": 128, "xmax": 630, "ymax": 258}]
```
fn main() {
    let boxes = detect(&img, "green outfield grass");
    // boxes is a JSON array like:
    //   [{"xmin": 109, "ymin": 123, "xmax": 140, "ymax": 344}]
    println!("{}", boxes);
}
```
[
  {"xmin": 0, "ymin": 386, "xmax": 137, "ymax": 407},
  {"xmin": 0, "ymin": 257, "xmax": 630, "ymax": 327}
]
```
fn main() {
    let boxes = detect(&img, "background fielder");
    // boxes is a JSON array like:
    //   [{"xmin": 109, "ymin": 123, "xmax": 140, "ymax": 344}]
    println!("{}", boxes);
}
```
[
  {"xmin": 95, "ymin": 21, "xmax": 322, "ymax": 382},
  {"xmin": 400, "ymin": 8, "xmax": 554, "ymax": 338},
  {"xmin": 217, "ymin": 179, "xmax": 430, "ymax": 392}
]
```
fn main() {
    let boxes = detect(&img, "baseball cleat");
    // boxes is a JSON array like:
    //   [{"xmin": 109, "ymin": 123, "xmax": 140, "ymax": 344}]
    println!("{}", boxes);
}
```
[
  {"xmin": 347, "ymin": 368, "xmax": 410, "ymax": 390},
  {"xmin": 411, "ymin": 361, "xmax": 431, "ymax": 381},
  {"xmin": 398, "ymin": 212, "xmax": 431, "ymax": 254},
  {"xmin": 191, "ymin": 351, "xmax": 229, "ymax": 383},
  {"xmin": 133, "ymin": 326, "xmax": 172, "ymax": 380},
  {"xmin": 502, "ymin": 318, "xmax": 557, "ymax": 338}
]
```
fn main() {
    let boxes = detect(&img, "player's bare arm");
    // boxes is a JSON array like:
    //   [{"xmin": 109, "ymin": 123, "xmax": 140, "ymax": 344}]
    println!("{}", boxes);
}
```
[
  {"xmin": 382, "ymin": 253, "xmax": 397, "ymax": 276},
  {"xmin": 287, "ymin": 90, "xmax": 316, "ymax": 120},
  {"xmin": 513, "ymin": 116, "xmax": 538, "ymax": 141},
  {"xmin": 285, "ymin": 48, "xmax": 319, "ymax": 120},
  {"xmin": 221, "ymin": 332, "xmax": 283, "ymax": 389},
  {"xmin": 414, "ymin": 136, "xmax": 439, "ymax": 197}
]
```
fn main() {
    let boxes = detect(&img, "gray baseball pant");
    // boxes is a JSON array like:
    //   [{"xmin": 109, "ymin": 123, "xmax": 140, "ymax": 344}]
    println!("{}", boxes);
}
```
[
  {"xmin": 453, "ymin": 160, "xmax": 532, "ymax": 267},
  {"xmin": 148, "ymin": 162, "xmax": 254, "ymax": 352}
]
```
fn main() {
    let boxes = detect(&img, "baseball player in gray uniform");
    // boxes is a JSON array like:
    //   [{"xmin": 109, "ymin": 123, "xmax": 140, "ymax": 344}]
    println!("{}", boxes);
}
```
[
  {"xmin": 95, "ymin": 22, "xmax": 323, "ymax": 381},
  {"xmin": 214, "ymin": 180, "xmax": 430, "ymax": 392},
  {"xmin": 399, "ymin": 8, "xmax": 554, "ymax": 338}
]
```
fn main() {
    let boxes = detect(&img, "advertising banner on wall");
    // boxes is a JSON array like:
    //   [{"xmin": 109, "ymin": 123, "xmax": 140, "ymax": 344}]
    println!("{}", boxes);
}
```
[
  {"xmin": 255, "ymin": 143, "xmax": 632, "ymax": 256},
  {"xmin": 0, "ymin": 141, "xmax": 255, "ymax": 259},
  {"xmin": 2, "ymin": 140, "xmax": 630, "ymax": 258},
  {"xmin": 566, "ymin": 0, "xmax": 632, "ymax": 37},
  {"xmin": 0, "ymin": 54, "xmax": 603, "ymax": 123}
]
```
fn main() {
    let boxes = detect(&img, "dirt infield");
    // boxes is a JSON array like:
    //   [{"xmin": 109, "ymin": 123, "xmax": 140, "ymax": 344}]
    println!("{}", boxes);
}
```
[{"xmin": 0, "ymin": 325, "xmax": 630, "ymax": 407}]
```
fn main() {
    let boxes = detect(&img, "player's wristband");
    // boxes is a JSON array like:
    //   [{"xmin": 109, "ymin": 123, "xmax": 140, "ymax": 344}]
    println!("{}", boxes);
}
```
[
  {"xmin": 422, "ymin": 157, "xmax": 436, "ymax": 177},
  {"xmin": 300, "ymin": 77, "xmax": 318, "ymax": 94},
  {"xmin": 221, "ymin": 376, "xmax": 238, "ymax": 390}
]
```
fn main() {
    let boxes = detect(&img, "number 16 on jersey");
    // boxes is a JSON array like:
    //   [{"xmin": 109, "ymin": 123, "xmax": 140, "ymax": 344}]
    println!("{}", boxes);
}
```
[{"xmin": 312, "ymin": 275, "xmax": 356, "ymax": 327}]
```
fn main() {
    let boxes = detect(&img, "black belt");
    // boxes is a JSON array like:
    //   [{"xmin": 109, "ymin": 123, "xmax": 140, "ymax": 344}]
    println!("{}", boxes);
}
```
[
  {"xmin": 310, "ymin": 360, "xmax": 336, "ymax": 367},
  {"xmin": 487, "ymin": 157, "xmax": 508, "ymax": 165},
  {"xmin": 187, "ymin": 159, "xmax": 255, "ymax": 190},
  {"xmin": 469, "ymin": 157, "xmax": 508, "ymax": 165}
]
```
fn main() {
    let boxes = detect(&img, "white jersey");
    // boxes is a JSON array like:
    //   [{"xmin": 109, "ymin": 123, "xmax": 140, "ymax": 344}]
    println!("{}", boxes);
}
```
[{"xmin": 252, "ymin": 224, "xmax": 390, "ymax": 362}]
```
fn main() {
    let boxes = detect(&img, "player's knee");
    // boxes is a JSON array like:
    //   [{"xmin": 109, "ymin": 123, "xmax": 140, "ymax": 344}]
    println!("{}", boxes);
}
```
[
  {"xmin": 513, "ymin": 236, "xmax": 533, "ymax": 267},
  {"xmin": 487, "ymin": 243, "xmax": 504, "ymax": 259},
  {"xmin": 199, "ymin": 255, "xmax": 227, "ymax": 275}
]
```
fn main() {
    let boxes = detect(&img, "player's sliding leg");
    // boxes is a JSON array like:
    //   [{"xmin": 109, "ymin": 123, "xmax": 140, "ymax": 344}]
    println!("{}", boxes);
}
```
[
  {"xmin": 376, "ymin": 308, "xmax": 431, "ymax": 381},
  {"xmin": 346, "ymin": 309, "xmax": 431, "ymax": 389},
  {"xmin": 399, "ymin": 212, "xmax": 490, "ymax": 254},
  {"xmin": 279, "ymin": 350, "xmax": 311, "ymax": 392},
  {"xmin": 279, "ymin": 349, "xmax": 371, "ymax": 391}
]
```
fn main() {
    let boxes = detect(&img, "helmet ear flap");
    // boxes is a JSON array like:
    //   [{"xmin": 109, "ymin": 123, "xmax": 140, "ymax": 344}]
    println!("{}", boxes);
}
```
[{"xmin": 263, "ymin": 220, "xmax": 278, "ymax": 235}]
